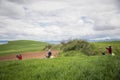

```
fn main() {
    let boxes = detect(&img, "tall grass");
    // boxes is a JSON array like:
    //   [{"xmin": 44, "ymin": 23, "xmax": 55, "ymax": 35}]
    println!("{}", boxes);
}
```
[{"xmin": 0, "ymin": 55, "xmax": 120, "ymax": 80}]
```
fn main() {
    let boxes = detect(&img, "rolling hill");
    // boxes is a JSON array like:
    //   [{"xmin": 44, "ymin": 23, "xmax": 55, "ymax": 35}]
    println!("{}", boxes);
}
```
[
  {"xmin": 0, "ymin": 40, "xmax": 48, "ymax": 56},
  {"xmin": 0, "ymin": 40, "xmax": 120, "ymax": 80}
]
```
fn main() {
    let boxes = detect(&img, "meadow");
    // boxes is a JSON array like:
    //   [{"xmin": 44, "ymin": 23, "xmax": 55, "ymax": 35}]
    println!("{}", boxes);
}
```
[
  {"xmin": 0, "ymin": 40, "xmax": 120, "ymax": 80},
  {"xmin": 0, "ymin": 40, "xmax": 48, "ymax": 56}
]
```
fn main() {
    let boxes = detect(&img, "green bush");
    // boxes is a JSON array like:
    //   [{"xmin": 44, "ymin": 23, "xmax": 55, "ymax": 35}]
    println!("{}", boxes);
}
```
[{"xmin": 61, "ymin": 39, "xmax": 95, "ymax": 56}]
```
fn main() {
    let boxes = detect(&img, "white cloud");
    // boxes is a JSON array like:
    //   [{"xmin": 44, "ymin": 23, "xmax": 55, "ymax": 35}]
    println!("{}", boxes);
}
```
[
  {"xmin": 28, "ymin": 1, "xmax": 68, "ymax": 12},
  {"xmin": 0, "ymin": 0, "xmax": 120, "ymax": 42}
]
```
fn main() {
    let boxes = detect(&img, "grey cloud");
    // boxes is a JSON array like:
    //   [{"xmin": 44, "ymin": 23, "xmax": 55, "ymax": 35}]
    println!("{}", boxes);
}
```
[
  {"xmin": 0, "ymin": 22, "xmax": 6, "ymax": 28},
  {"xmin": 39, "ymin": 22, "xmax": 65, "ymax": 27},
  {"xmin": 93, "ymin": 25, "xmax": 116, "ymax": 31},
  {"xmin": 116, "ymin": 0, "xmax": 120, "ymax": 8},
  {"xmin": 7, "ymin": 0, "xmax": 25, "ymax": 4},
  {"xmin": 0, "ymin": 0, "xmax": 25, "ymax": 18},
  {"xmin": 36, "ymin": 11, "xmax": 59, "ymax": 17}
]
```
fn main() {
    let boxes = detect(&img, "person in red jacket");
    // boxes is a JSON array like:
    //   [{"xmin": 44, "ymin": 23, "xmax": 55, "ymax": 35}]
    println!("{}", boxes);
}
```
[
  {"xmin": 16, "ymin": 54, "xmax": 22, "ymax": 60},
  {"xmin": 106, "ymin": 46, "xmax": 112, "ymax": 54}
]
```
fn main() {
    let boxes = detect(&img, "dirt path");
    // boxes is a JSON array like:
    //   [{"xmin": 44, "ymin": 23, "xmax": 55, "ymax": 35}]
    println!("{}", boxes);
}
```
[{"xmin": 0, "ymin": 50, "xmax": 59, "ymax": 61}]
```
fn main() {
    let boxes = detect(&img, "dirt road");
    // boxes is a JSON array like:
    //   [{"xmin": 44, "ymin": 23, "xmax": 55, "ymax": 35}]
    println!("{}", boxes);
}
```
[{"xmin": 0, "ymin": 50, "xmax": 59, "ymax": 61}]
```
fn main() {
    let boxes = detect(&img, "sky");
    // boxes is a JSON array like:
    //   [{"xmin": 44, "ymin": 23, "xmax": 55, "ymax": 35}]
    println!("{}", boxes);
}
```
[{"xmin": 0, "ymin": 0, "xmax": 120, "ymax": 42}]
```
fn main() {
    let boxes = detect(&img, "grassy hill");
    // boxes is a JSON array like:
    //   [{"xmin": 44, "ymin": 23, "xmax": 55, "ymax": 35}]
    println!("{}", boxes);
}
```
[
  {"xmin": 0, "ymin": 40, "xmax": 48, "ymax": 56},
  {"xmin": 0, "ymin": 40, "xmax": 120, "ymax": 80}
]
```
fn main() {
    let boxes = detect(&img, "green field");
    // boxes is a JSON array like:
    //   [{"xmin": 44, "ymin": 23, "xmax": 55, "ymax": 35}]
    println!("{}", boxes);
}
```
[
  {"xmin": 0, "ymin": 40, "xmax": 48, "ymax": 56},
  {"xmin": 0, "ymin": 40, "xmax": 120, "ymax": 80}
]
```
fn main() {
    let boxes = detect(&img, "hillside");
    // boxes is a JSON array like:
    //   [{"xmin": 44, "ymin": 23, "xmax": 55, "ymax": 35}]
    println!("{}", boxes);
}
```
[
  {"xmin": 0, "ymin": 40, "xmax": 120, "ymax": 80},
  {"xmin": 0, "ymin": 40, "xmax": 48, "ymax": 56}
]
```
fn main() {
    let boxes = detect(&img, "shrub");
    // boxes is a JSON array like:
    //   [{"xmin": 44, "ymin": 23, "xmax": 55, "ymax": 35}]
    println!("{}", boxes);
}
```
[{"xmin": 61, "ymin": 39, "xmax": 95, "ymax": 56}]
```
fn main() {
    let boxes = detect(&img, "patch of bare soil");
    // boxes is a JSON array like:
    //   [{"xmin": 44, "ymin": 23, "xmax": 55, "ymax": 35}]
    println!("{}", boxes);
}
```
[{"xmin": 0, "ymin": 50, "xmax": 59, "ymax": 61}]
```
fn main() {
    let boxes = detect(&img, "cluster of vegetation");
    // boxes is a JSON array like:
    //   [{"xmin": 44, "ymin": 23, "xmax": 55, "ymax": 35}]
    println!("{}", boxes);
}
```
[{"xmin": 60, "ymin": 39, "xmax": 96, "ymax": 56}]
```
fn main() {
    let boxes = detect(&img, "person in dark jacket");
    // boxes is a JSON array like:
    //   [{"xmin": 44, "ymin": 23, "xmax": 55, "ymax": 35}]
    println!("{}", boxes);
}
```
[{"xmin": 47, "ymin": 49, "xmax": 52, "ymax": 58}]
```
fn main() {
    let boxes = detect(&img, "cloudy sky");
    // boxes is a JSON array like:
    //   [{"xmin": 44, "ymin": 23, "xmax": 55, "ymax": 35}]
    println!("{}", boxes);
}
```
[{"xmin": 0, "ymin": 0, "xmax": 120, "ymax": 42}]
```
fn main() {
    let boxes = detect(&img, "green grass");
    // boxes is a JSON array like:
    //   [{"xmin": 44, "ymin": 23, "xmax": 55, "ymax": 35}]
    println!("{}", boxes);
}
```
[
  {"xmin": 0, "ymin": 40, "xmax": 48, "ymax": 56},
  {"xmin": 0, "ymin": 55, "xmax": 120, "ymax": 80},
  {"xmin": 0, "ymin": 40, "xmax": 120, "ymax": 80}
]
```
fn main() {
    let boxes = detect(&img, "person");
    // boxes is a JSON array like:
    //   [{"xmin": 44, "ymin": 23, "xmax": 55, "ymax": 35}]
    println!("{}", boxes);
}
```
[
  {"xmin": 106, "ymin": 46, "xmax": 112, "ymax": 55},
  {"xmin": 16, "ymin": 54, "xmax": 22, "ymax": 60},
  {"xmin": 47, "ymin": 49, "xmax": 52, "ymax": 58}
]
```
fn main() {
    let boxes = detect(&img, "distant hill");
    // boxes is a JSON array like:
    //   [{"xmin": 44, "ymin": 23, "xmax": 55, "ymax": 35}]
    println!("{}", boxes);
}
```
[{"xmin": 0, "ymin": 40, "xmax": 48, "ymax": 56}]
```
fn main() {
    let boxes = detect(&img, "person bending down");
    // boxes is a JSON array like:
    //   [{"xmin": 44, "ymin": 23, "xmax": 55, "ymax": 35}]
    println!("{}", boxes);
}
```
[{"xmin": 47, "ymin": 49, "xmax": 52, "ymax": 58}]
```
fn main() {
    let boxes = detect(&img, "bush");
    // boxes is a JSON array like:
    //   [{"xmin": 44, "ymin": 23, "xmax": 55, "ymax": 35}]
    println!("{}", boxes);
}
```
[{"xmin": 61, "ymin": 39, "xmax": 95, "ymax": 56}]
